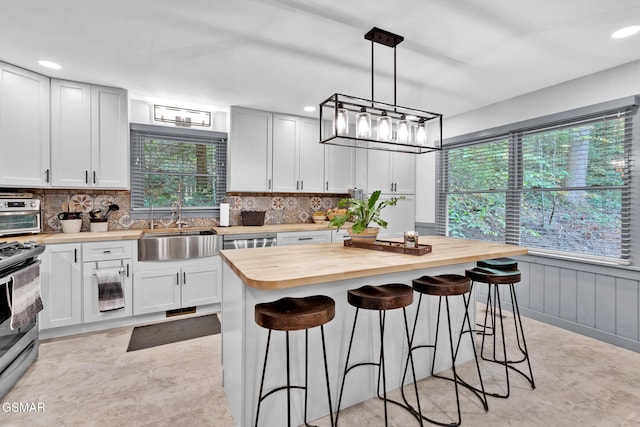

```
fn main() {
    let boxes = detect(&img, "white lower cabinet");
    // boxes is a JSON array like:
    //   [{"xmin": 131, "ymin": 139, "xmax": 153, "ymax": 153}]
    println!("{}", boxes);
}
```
[
  {"xmin": 82, "ymin": 259, "xmax": 133, "ymax": 323},
  {"xmin": 40, "ymin": 243, "xmax": 82, "ymax": 329},
  {"xmin": 40, "ymin": 241, "xmax": 134, "ymax": 330},
  {"xmin": 133, "ymin": 256, "xmax": 221, "ymax": 315}
]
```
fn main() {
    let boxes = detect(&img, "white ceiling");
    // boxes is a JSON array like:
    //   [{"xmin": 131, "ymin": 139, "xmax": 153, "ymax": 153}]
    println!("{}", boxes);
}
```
[{"xmin": 2, "ymin": 0, "xmax": 640, "ymax": 118}]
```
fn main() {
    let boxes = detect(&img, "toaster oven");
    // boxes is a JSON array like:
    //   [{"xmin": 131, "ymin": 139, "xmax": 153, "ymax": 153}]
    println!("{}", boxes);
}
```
[{"xmin": 0, "ymin": 197, "xmax": 41, "ymax": 237}]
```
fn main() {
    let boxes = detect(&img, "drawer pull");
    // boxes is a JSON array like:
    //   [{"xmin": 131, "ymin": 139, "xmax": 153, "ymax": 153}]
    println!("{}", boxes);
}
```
[
  {"xmin": 298, "ymin": 237, "xmax": 313, "ymax": 241},
  {"xmin": 103, "ymin": 250, "xmax": 111, "ymax": 254}
]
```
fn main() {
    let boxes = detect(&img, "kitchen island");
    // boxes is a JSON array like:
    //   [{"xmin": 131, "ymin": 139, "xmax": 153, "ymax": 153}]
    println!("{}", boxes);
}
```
[{"xmin": 220, "ymin": 236, "xmax": 527, "ymax": 426}]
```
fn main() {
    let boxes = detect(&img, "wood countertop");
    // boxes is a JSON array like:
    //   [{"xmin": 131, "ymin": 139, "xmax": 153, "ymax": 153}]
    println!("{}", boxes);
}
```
[
  {"xmin": 220, "ymin": 236, "xmax": 528, "ymax": 290},
  {"xmin": 212, "ymin": 223, "xmax": 337, "ymax": 235},
  {"xmin": 0, "ymin": 223, "xmax": 338, "ymax": 245}
]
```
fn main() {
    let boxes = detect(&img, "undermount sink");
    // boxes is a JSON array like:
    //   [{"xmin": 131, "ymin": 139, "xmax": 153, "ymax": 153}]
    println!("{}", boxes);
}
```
[{"xmin": 138, "ymin": 231, "xmax": 221, "ymax": 261}]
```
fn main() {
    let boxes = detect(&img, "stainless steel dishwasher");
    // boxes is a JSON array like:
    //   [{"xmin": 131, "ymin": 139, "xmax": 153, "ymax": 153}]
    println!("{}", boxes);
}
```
[{"xmin": 222, "ymin": 233, "xmax": 277, "ymax": 250}]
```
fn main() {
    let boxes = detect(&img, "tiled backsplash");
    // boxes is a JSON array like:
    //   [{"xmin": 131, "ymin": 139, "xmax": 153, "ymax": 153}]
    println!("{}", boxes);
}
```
[
  {"xmin": 30, "ymin": 189, "xmax": 349, "ymax": 232},
  {"xmin": 225, "ymin": 194, "xmax": 347, "ymax": 226}
]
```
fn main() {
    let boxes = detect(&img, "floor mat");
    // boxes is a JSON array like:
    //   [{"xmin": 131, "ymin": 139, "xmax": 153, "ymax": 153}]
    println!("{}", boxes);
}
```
[{"xmin": 127, "ymin": 313, "xmax": 220, "ymax": 352}]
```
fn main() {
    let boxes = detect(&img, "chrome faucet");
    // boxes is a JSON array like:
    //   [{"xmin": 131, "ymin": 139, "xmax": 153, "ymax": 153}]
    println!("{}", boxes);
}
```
[
  {"xmin": 171, "ymin": 183, "xmax": 188, "ymax": 228},
  {"xmin": 149, "ymin": 204, "xmax": 155, "ymax": 229}
]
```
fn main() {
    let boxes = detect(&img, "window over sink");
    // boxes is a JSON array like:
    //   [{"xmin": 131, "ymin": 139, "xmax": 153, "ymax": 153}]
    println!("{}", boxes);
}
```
[{"xmin": 130, "ymin": 124, "xmax": 227, "ymax": 211}]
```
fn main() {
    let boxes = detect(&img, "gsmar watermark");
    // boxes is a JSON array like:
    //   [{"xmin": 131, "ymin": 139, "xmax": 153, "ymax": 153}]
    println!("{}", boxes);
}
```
[{"xmin": 2, "ymin": 402, "xmax": 45, "ymax": 413}]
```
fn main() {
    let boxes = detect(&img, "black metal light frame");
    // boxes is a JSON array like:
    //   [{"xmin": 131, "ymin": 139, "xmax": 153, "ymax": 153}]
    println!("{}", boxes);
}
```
[{"xmin": 319, "ymin": 27, "xmax": 443, "ymax": 154}]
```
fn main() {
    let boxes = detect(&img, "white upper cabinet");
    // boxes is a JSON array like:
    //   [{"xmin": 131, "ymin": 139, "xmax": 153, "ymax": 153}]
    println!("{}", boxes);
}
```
[
  {"xmin": 90, "ymin": 85, "xmax": 128, "ymax": 188},
  {"xmin": 230, "ymin": 107, "xmax": 330, "ymax": 193},
  {"xmin": 323, "ymin": 120, "xmax": 355, "ymax": 193},
  {"xmin": 51, "ymin": 80, "xmax": 92, "ymax": 187},
  {"xmin": 229, "ymin": 107, "xmax": 273, "ymax": 192},
  {"xmin": 0, "ymin": 62, "xmax": 50, "ymax": 187},
  {"xmin": 273, "ymin": 115, "xmax": 324, "ymax": 192},
  {"xmin": 272, "ymin": 114, "xmax": 298, "ymax": 192},
  {"xmin": 366, "ymin": 150, "xmax": 415, "ymax": 194},
  {"xmin": 51, "ymin": 81, "xmax": 128, "ymax": 188},
  {"xmin": 298, "ymin": 118, "xmax": 325, "ymax": 192}
]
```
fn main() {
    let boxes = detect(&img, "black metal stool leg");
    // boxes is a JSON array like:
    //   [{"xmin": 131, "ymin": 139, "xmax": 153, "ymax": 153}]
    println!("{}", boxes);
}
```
[
  {"xmin": 255, "ymin": 330, "xmax": 272, "ymax": 427},
  {"xmin": 508, "ymin": 284, "xmax": 536, "ymax": 389},
  {"xmin": 376, "ymin": 310, "xmax": 389, "ymax": 426},
  {"xmin": 335, "ymin": 308, "xmax": 360, "ymax": 427},
  {"xmin": 320, "ymin": 325, "xmax": 335, "ymax": 427},
  {"xmin": 286, "ymin": 331, "xmax": 292, "ymax": 427}
]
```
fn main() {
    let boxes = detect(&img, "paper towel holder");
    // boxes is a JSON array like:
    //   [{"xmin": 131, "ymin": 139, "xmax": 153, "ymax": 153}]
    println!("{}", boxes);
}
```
[{"xmin": 219, "ymin": 203, "xmax": 230, "ymax": 227}]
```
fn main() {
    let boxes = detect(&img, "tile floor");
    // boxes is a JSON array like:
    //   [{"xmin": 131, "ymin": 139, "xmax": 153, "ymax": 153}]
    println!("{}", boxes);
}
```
[{"xmin": 3, "ymin": 308, "xmax": 640, "ymax": 426}]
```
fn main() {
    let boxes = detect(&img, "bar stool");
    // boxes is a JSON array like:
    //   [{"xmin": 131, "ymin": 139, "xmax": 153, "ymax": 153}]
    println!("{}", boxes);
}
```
[
  {"xmin": 336, "ymin": 284, "xmax": 422, "ymax": 427},
  {"xmin": 254, "ymin": 295, "xmax": 336, "ymax": 427},
  {"xmin": 401, "ymin": 274, "xmax": 488, "ymax": 427},
  {"xmin": 465, "ymin": 266, "xmax": 535, "ymax": 398},
  {"xmin": 473, "ymin": 258, "xmax": 519, "ymax": 335}
]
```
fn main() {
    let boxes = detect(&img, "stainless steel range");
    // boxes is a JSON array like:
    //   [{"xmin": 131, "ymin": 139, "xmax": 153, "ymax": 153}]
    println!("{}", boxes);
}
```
[{"xmin": 0, "ymin": 241, "xmax": 45, "ymax": 399}]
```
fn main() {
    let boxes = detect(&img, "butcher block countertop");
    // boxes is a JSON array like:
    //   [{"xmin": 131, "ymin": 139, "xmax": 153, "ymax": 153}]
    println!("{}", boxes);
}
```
[
  {"xmin": 0, "ymin": 223, "xmax": 338, "ymax": 245},
  {"xmin": 220, "ymin": 235, "xmax": 528, "ymax": 290}
]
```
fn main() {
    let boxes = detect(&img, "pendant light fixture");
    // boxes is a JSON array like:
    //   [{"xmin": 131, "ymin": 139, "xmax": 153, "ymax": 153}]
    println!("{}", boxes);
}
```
[{"xmin": 319, "ymin": 27, "xmax": 442, "ymax": 154}]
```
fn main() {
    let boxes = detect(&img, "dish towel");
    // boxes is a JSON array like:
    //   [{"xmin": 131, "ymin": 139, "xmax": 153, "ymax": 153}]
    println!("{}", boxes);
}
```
[
  {"xmin": 7, "ymin": 262, "xmax": 44, "ymax": 330},
  {"xmin": 96, "ymin": 268, "xmax": 125, "ymax": 312}
]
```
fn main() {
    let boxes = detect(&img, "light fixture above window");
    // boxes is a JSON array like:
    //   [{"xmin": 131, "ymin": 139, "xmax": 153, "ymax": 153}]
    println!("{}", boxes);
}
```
[
  {"xmin": 319, "ymin": 27, "xmax": 442, "ymax": 154},
  {"xmin": 153, "ymin": 105, "xmax": 212, "ymax": 127}
]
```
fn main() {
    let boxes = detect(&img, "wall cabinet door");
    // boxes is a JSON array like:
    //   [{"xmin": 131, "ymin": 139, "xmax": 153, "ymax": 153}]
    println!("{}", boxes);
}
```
[
  {"xmin": 325, "ymin": 144, "xmax": 355, "ymax": 193},
  {"xmin": 298, "ymin": 118, "xmax": 325, "ymax": 192},
  {"xmin": 0, "ymin": 62, "xmax": 50, "ymax": 187},
  {"xmin": 82, "ymin": 259, "xmax": 133, "ymax": 323},
  {"xmin": 50, "ymin": 81, "xmax": 128, "ymax": 189},
  {"xmin": 133, "ymin": 269, "xmax": 181, "ymax": 315},
  {"xmin": 40, "ymin": 244, "xmax": 82, "ymax": 329},
  {"xmin": 392, "ymin": 152, "xmax": 416, "ymax": 194},
  {"xmin": 229, "ymin": 107, "xmax": 273, "ymax": 191},
  {"xmin": 50, "ymin": 79, "xmax": 92, "ymax": 187},
  {"xmin": 181, "ymin": 263, "xmax": 220, "ymax": 307},
  {"xmin": 366, "ymin": 150, "xmax": 415, "ymax": 194},
  {"xmin": 272, "ymin": 115, "xmax": 299, "ymax": 192},
  {"xmin": 273, "ymin": 115, "xmax": 325, "ymax": 192},
  {"xmin": 91, "ymin": 85, "xmax": 128, "ymax": 188}
]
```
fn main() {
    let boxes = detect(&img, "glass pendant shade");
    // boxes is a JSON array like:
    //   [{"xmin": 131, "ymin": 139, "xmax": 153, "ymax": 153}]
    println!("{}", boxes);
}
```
[
  {"xmin": 397, "ymin": 116, "xmax": 410, "ymax": 143},
  {"xmin": 415, "ymin": 121, "xmax": 427, "ymax": 145},
  {"xmin": 377, "ymin": 113, "xmax": 392, "ymax": 141},
  {"xmin": 335, "ymin": 106, "xmax": 349, "ymax": 136},
  {"xmin": 355, "ymin": 109, "xmax": 371, "ymax": 138}
]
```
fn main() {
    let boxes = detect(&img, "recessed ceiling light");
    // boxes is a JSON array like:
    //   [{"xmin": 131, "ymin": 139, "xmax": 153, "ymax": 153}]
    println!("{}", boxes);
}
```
[
  {"xmin": 303, "ymin": 106, "xmax": 316, "ymax": 112},
  {"xmin": 611, "ymin": 25, "xmax": 640, "ymax": 39},
  {"xmin": 38, "ymin": 60, "xmax": 61, "ymax": 70}
]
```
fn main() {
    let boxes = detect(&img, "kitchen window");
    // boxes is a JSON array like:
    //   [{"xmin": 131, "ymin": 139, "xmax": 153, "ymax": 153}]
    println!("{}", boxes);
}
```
[
  {"xmin": 130, "ymin": 124, "xmax": 227, "ymax": 210},
  {"xmin": 437, "ymin": 100, "xmax": 636, "ymax": 263}
]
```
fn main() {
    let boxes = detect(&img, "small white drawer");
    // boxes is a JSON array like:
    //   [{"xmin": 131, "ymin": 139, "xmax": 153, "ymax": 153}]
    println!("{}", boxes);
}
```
[
  {"xmin": 82, "ymin": 240, "xmax": 134, "ymax": 262},
  {"xmin": 276, "ymin": 230, "xmax": 332, "ymax": 246}
]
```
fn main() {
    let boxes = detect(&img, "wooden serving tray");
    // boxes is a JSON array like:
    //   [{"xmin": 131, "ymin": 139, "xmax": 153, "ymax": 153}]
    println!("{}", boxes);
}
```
[{"xmin": 344, "ymin": 239, "xmax": 432, "ymax": 256}]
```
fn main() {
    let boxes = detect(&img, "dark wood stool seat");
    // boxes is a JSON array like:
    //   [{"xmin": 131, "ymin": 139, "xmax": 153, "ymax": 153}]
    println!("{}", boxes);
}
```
[
  {"xmin": 477, "ymin": 257, "xmax": 518, "ymax": 271},
  {"xmin": 465, "ymin": 266, "xmax": 521, "ymax": 284},
  {"xmin": 255, "ymin": 295, "xmax": 335, "ymax": 331},
  {"xmin": 347, "ymin": 283, "xmax": 413, "ymax": 311},
  {"xmin": 413, "ymin": 274, "xmax": 471, "ymax": 296},
  {"xmin": 336, "ymin": 282, "xmax": 420, "ymax": 426},
  {"xmin": 254, "ymin": 295, "xmax": 335, "ymax": 427}
]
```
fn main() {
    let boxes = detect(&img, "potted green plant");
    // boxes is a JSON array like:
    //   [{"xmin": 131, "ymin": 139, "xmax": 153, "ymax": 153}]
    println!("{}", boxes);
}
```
[{"xmin": 329, "ymin": 190, "xmax": 405, "ymax": 243}]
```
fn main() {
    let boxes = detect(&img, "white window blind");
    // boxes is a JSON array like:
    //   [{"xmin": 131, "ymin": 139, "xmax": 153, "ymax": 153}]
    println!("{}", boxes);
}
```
[
  {"xmin": 130, "ymin": 124, "xmax": 227, "ymax": 209},
  {"xmin": 438, "ymin": 105, "xmax": 635, "ymax": 261}
]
